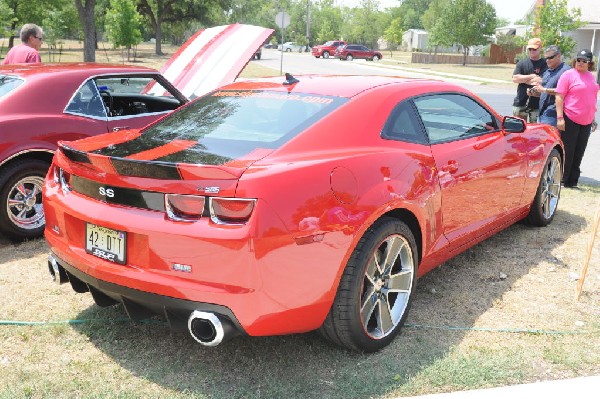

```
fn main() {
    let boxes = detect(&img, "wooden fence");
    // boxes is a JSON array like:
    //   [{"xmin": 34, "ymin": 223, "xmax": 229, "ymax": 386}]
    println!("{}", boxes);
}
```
[{"xmin": 411, "ymin": 44, "xmax": 520, "ymax": 65}]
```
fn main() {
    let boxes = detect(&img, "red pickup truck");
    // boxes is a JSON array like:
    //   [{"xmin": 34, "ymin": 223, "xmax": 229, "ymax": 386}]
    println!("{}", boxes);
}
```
[{"xmin": 311, "ymin": 40, "xmax": 347, "ymax": 59}]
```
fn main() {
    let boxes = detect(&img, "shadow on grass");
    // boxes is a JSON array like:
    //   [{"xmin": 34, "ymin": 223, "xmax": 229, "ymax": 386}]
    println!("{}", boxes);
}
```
[
  {"xmin": 0, "ymin": 235, "xmax": 48, "ymax": 263},
  {"xmin": 70, "ymin": 208, "xmax": 586, "ymax": 399}
]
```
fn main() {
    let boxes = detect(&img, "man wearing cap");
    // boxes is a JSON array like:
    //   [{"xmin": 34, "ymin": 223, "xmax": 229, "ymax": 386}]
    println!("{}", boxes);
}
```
[{"xmin": 511, "ymin": 37, "xmax": 547, "ymax": 122}]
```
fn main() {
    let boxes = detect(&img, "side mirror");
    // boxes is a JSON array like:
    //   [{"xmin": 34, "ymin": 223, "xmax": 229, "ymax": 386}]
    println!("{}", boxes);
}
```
[{"xmin": 502, "ymin": 116, "xmax": 526, "ymax": 133}]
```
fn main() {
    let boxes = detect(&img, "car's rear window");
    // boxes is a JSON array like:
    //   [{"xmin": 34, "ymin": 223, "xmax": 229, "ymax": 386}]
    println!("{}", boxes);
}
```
[
  {"xmin": 0, "ymin": 75, "xmax": 24, "ymax": 98},
  {"xmin": 95, "ymin": 90, "xmax": 347, "ymax": 164}
]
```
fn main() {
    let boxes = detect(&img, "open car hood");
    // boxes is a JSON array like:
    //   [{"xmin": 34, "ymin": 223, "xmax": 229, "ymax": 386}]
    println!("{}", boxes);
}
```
[{"xmin": 156, "ymin": 23, "xmax": 273, "ymax": 100}]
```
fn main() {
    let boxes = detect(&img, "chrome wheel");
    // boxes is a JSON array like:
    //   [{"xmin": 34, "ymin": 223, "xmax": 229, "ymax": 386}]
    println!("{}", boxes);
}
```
[
  {"xmin": 541, "ymin": 154, "xmax": 561, "ymax": 219},
  {"xmin": 361, "ymin": 234, "xmax": 415, "ymax": 339},
  {"xmin": 373, "ymin": 55, "xmax": 380, "ymax": 61},
  {"xmin": 346, "ymin": 54, "xmax": 353, "ymax": 61},
  {"xmin": 524, "ymin": 148, "xmax": 562, "ymax": 227},
  {"xmin": 323, "ymin": 51, "xmax": 330, "ymax": 59},
  {"xmin": 320, "ymin": 218, "xmax": 418, "ymax": 352},
  {"xmin": 7, "ymin": 175, "xmax": 45, "ymax": 230}
]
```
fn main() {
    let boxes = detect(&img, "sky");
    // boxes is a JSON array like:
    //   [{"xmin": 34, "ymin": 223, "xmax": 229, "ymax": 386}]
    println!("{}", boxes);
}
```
[{"xmin": 334, "ymin": 0, "xmax": 535, "ymax": 23}]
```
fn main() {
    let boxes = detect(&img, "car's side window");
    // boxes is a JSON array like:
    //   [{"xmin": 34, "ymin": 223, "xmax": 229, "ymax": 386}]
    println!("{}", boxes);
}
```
[
  {"xmin": 381, "ymin": 100, "xmax": 428, "ymax": 144},
  {"xmin": 413, "ymin": 94, "xmax": 498, "ymax": 143},
  {"xmin": 65, "ymin": 80, "xmax": 106, "ymax": 118}
]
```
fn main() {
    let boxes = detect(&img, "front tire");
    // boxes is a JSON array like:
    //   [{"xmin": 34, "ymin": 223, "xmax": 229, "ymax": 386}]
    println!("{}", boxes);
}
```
[
  {"xmin": 0, "ymin": 159, "xmax": 49, "ymax": 241},
  {"xmin": 320, "ymin": 218, "xmax": 418, "ymax": 352},
  {"xmin": 346, "ymin": 54, "xmax": 354, "ymax": 61},
  {"xmin": 323, "ymin": 51, "xmax": 330, "ymax": 59},
  {"xmin": 524, "ymin": 148, "xmax": 562, "ymax": 227}
]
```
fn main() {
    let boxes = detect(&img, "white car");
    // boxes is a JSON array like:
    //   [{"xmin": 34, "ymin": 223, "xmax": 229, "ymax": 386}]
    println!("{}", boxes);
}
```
[{"xmin": 278, "ymin": 42, "xmax": 304, "ymax": 52}]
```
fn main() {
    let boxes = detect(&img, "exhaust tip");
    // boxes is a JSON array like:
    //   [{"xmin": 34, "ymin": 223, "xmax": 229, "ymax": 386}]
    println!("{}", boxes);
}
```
[
  {"xmin": 48, "ymin": 255, "xmax": 68, "ymax": 284},
  {"xmin": 188, "ymin": 311, "xmax": 225, "ymax": 347}
]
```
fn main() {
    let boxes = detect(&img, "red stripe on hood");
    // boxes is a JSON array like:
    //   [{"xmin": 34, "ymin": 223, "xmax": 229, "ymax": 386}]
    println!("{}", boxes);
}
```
[{"xmin": 67, "ymin": 130, "xmax": 143, "ymax": 152}]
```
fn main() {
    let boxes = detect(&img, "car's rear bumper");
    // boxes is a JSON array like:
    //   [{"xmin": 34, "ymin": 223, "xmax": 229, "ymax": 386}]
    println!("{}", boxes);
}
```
[{"xmin": 48, "ymin": 250, "xmax": 244, "ymax": 334}]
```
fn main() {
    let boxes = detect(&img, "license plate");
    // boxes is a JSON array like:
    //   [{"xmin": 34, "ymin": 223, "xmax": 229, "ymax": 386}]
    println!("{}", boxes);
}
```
[{"xmin": 85, "ymin": 223, "xmax": 127, "ymax": 264}]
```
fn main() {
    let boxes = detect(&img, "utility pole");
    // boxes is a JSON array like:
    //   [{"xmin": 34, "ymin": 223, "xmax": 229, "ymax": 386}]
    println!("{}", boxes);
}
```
[{"xmin": 306, "ymin": 0, "xmax": 311, "ymax": 51}]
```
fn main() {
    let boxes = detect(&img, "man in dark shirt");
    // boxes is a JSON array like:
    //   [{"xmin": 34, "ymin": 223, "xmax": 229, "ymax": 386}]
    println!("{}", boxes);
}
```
[
  {"xmin": 512, "ymin": 37, "xmax": 547, "ymax": 122},
  {"xmin": 532, "ymin": 45, "xmax": 570, "ymax": 126}
]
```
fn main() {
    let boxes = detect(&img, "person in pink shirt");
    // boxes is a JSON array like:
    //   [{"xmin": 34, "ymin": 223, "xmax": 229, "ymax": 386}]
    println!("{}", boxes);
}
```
[
  {"xmin": 555, "ymin": 49, "xmax": 599, "ymax": 188},
  {"xmin": 2, "ymin": 24, "xmax": 44, "ymax": 64}
]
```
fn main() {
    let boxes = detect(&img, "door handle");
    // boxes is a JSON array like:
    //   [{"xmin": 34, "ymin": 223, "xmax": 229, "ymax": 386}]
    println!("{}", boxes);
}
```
[{"xmin": 112, "ymin": 126, "xmax": 129, "ymax": 132}]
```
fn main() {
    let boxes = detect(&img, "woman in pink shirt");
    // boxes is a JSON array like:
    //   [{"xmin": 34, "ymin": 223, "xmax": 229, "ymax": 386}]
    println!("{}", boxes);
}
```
[
  {"xmin": 2, "ymin": 24, "xmax": 43, "ymax": 64},
  {"xmin": 555, "ymin": 49, "xmax": 599, "ymax": 188}
]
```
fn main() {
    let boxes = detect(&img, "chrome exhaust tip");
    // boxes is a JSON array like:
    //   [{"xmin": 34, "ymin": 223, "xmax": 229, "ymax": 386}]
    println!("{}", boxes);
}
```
[
  {"xmin": 48, "ymin": 254, "xmax": 68, "ymax": 284},
  {"xmin": 187, "ymin": 311, "xmax": 228, "ymax": 347}
]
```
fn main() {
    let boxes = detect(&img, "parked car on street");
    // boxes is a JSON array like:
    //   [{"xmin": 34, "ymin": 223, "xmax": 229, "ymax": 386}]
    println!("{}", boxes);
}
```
[
  {"xmin": 45, "ymin": 74, "xmax": 563, "ymax": 352},
  {"xmin": 335, "ymin": 44, "xmax": 382, "ymax": 61},
  {"xmin": 311, "ymin": 40, "xmax": 347, "ymax": 58},
  {"xmin": 0, "ymin": 23, "xmax": 273, "ymax": 241},
  {"xmin": 278, "ymin": 42, "xmax": 304, "ymax": 52}
]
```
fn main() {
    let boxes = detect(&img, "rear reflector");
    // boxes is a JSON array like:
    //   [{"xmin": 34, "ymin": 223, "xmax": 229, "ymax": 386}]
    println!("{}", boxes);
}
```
[{"xmin": 209, "ymin": 198, "xmax": 256, "ymax": 225}]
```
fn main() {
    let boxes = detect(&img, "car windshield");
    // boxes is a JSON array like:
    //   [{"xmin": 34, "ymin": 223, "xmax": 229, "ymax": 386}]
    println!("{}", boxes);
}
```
[
  {"xmin": 95, "ymin": 90, "xmax": 348, "ymax": 165},
  {"xmin": 0, "ymin": 75, "xmax": 24, "ymax": 98}
]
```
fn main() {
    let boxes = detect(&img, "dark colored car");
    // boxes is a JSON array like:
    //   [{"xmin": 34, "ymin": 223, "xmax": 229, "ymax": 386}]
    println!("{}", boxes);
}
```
[
  {"xmin": 335, "ymin": 44, "xmax": 382, "ymax": 61},
  {"xmin": 0, "ymin": 23, "xmax": 273, "ymax": 241}
]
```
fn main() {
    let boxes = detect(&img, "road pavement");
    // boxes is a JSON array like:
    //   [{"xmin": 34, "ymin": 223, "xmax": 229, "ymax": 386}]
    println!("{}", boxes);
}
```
[{"xmin": 258, "ymin": 49, "xmax": 600, "ymax": 185}]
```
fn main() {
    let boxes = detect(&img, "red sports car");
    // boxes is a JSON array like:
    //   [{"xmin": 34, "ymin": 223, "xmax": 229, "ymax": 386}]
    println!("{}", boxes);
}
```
[
  {"xmin": 0, "ymin": 23, "xmax": 272, "ymax": 241},
  {"xmin": 44, "ymin": 74, "xmax": 563, "ymax": 352}
]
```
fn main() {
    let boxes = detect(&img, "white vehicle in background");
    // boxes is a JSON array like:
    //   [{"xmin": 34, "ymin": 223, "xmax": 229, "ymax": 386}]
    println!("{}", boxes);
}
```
[{"xmin": 278, "ymin": 42, "xmax": 304, "ymax": 52}]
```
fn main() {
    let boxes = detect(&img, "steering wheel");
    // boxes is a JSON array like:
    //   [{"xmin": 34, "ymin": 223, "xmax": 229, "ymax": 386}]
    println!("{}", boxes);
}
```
[{"xmin": 99, "ymin": 90, "xmax": 113, "ymax": 116}]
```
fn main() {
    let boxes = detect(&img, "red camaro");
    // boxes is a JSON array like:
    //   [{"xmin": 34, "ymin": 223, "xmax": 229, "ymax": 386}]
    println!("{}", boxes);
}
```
[
  {"xmin": 0, "ymin": 23, "xmax": 272, "ymax": 240},
  {"xmin": 44, "ymin": 74, "xmax": 563, "ymax": 352}
]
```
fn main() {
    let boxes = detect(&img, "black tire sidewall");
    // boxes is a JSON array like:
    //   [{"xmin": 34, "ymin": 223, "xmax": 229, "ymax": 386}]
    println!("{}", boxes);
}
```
[{"xmin": 0, "ymin": 159, "xmax": 49, "ymax": 240}]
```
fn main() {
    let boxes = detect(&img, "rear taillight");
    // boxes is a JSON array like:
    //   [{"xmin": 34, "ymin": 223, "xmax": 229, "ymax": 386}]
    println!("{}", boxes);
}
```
[
  {"xmin": 209, "ymin": 198, "xmax": 256, "ymax": 225},
  {"xmin": 165, "ymin": 194, "xmax": 205, "ymax": 222}
]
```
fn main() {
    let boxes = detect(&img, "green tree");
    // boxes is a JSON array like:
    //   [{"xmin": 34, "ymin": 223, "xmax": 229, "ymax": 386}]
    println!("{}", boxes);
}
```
[
  {"xmin": 342, "ymin": 0, "xmax": 381, "ymax": 48},
  {"xmin": 75, "ymin": 0, "xmax": 97, "ymax": 61},
  {"xmin": 383, "ymin": 17, "xmax": 403, "ymax": 56},
  {"xmin": 421, "ymin": 0, "xmax": 448, "ymax": 53},
  {"xmin": 311, "ymin": 0, "xmax": 342, "ymax": 44},
  {"xmin": 430, "ymin": 0, "xmax": 496, "ymax": 65},
  {"xmin": 137, "ymin": 0, "xmax": 230, "ymax": 55},
  {"xmin": 535, "ymin": 0, "xmax": 582, "ymax": 57},
  {"xmin": 105, "ymin": 0, "xmax": 143, "ymax": 61}
]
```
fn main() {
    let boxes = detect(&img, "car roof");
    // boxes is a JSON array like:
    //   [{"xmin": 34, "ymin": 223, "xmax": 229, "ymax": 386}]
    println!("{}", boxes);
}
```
[{"xmin": 225, "ymin": 75, "xmax": 460, "ymax": 98}]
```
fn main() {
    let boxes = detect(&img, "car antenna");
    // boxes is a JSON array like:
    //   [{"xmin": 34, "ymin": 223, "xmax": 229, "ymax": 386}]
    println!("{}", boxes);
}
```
[{"xmin": 283, "ymin": 73, "xmax": 299, "ymax": 85}]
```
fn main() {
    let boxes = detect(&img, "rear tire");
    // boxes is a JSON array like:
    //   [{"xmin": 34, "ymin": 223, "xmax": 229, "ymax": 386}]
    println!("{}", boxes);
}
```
[
  {"xmin": 0, "ymin": 159, "xmax": 49, "ymax": 241},
  {"xmin": 373, "ymin": 55, "xmax": 380, "ymax": 61},
  {"xmin": 320, "ymin": 217, "xmax": 418, "ymax": 352},
  {"xmin": 524, "ymin": 148, "xmax": 562, "ymax": 227},
  {"xmin": 323, "ymin": 51, "xmax": 330, "ymax": 59}
]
